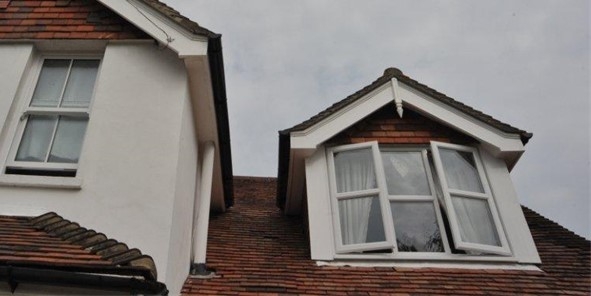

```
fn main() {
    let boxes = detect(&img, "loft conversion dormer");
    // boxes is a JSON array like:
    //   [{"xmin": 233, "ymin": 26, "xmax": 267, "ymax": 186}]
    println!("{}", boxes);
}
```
[{"xmin": 277, "ymin": 68, "xmax": 540, "ymax": 266}]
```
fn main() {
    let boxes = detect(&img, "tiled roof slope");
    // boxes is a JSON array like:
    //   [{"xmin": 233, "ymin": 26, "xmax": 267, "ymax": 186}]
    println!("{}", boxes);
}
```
[
  {"xmin": 183, "ymin": 176, "xmax": 591, "ymax": 295},
  {"xmin": 0, "ymin": 212, "xmax": 159, "ymax": 281},
  {"xmin": 139, "ymin": 0, "xmax": 218, "ymax": 38},
  {"xmin": 0, "ymin": 0, "xmax": 149, "ymax": 39},
  {"xmin": 282, "ymin": 68, "xmax": 532, "ymax": 145}
]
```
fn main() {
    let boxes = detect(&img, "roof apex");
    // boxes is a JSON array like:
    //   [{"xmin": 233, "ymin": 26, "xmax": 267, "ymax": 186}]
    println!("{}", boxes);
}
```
[
  {"xmin": 283, "ymin": 67, "xmax": 532, "ymax": 144},
  {"xmin": 384, "ymin": 67, "xmax": 403, "ymax": 76}
]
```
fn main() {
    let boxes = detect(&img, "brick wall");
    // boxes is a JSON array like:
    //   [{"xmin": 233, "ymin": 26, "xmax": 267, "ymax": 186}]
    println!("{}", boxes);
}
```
[
  {"xmin": 328, "ymin": 104, "xmax": 475, "ymax": 146},
  {"xmin": 0, "ymin": 0, "xmax": 149, "ymax": 39}
]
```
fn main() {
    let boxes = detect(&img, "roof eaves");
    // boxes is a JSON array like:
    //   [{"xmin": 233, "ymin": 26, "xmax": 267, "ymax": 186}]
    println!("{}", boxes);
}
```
[
  {"xmin": 138, "ymin": 0, "xmax": 219, "ymax": 39},
  {"xmin": 283, "ymin": 67, "xmax": 532, "ymax": 144},
  {"xmin": 0, "ymin": 212, "xmax": 162, "ymax": 284}
]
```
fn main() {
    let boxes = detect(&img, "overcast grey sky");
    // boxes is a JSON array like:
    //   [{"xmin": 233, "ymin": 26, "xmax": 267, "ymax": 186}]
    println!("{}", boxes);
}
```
[{"xmin": 163, "ymin": 0, "xmax": 590, "ymax": 238}]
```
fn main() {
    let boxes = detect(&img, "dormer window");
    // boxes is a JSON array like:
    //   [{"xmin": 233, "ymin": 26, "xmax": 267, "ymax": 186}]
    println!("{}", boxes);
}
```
[
  {"xmin": 327, "ymin": 141, "xmax": 509, "ymax": 257},
  {"xmin": 5, "ymin": 58, "xmax": 100, "ymax": 177},
  {"xmin": 278, "ymin": 68, "xmax": 540, "ymax": 265}
]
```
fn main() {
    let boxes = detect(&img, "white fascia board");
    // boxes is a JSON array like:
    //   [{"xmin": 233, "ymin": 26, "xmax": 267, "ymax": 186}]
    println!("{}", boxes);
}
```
[
  {"xmin": 290, "ymin": 83, "xmax": 393, "ymax": 149},
  {"xmin": 290, "ymin": 79, "xmax": 524, "ymax": 160},
  {"xmin": 98, "ymin": 0, "xmax": 208, "ymax": 58},
  {"xmin": 397, "ymin": 81, "xmax": 524, "ymax": 154}
]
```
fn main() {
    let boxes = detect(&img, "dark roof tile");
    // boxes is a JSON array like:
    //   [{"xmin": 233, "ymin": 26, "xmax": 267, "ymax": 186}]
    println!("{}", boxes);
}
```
[
  {"xmin": 182, "ymin": 176, "xmax": 591, "ymax": 295},
  {"xmin": 139, "ymin": 0, "xmax": 218, "ymax": 38},
  {"xmin": 0, "ymin": 212, "xmax": 159, "ymax": 282},
  {"xmin": 0, "ymin": 0, "xmax": 149, "ymax": 40}
]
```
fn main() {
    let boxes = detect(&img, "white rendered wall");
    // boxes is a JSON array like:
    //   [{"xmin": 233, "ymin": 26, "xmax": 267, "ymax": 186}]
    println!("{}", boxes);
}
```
[
  {"xmin": 305, "ymin": 146, "xmax": 335, "ymax": 260},
  {"xmin": 0, "ymin": 44, "xmax": 34, "ymax": 159},
  {"xmin": 165, "ymin": 94, "xmax": 199, "ymax": 295},
  {"xmin": 0, "ymin": 42, "xmax": 196, "ymax": 288},
  {"xmin": 479, "ymin": 147, "xmax": 541, "ymax": 264}
]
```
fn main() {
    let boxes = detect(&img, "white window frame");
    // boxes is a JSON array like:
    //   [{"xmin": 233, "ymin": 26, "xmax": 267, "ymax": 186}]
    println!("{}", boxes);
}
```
[
  {"xmin": 4, "ymin": 55, "xmax": 102, "ymax": 176},
  {"xmin": 380, "ymin": 147, "xmax": 451, "ymax": 255},
  {"xmin": 326, "ymin": 141, "xmax": 514, "ymax": 260},
  {"xmin": 430, "ymin": 141, "xmax": 511, "ymax": 255},
  {"xmin": 326, "ymin": 141, "xmax": 395, "ymax": 253}
]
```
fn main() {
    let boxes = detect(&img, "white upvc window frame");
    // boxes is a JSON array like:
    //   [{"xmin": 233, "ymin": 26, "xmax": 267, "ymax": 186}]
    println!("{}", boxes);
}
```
[
  {"xmin": 4, "ymin": 55, "xmax": 102, "ymax": 176},
  {"xmin": 430, "ymin": 141, "xmax": 511, "ymax": 256},
  {"xmin": 326, "ymin": 140, "xmax": 515, "ymax": 260},
  {"xmin": 380, "ymin": 147, "xmax": 451, "ymax": 255},
  {"xmin": 326, "ymin": 141, "xmax": 395, "ymax": 253}
]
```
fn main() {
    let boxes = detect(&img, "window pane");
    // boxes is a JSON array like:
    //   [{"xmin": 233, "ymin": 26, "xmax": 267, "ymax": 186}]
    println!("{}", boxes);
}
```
[
  {"xmin": 334, "ymin": 148, "xmax": 377, "ymax": 193},
  {"xmin": 15, "ymin": 115, "xmax": 58, "ymax": 162},
  {"xmin": 390, "ymin": 202, "xmax": 444, "ymax": 252},
  {"xmin": 30, "ymin": 60, "xmax": 70, "ymax": 107},
  {"xmin": 61, "ymin": 60, "xmax": 100, "ymax": 108},
  {"xmin": 338, "ymin": 196, "xmax": 385, "ymax": 245},
  {"xmin": 439, "ymin": 148, "xmax": 484, "ymax": 193},
  {"xmin": 48, "ymin": 117, "xmax": 88, "ymax": 163},
  {"xmin": 451, "ymin": 196, "xmax": 500, "ymax": 247},
  {"xmin": 382, "ymin": 151, "xmax": 430, "ymax": 195}
]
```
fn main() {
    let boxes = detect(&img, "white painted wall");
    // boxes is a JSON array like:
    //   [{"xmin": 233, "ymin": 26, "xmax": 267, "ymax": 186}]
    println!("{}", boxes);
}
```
[
  {"xmin": 0, "ymin": 44, "xmax": 34, "ymax": 160},
  {"xmin": 479, "ymin": 147, "xmax": 541, "ymax": 264},
  {"xmin": 305, "ymin": 146, "xmax": 335, "ymax": 260},
  {"xmin": 166, "ymin": 94, "xmax": 199, "ymax": 295},
  {"xmin": 0, "ymin": 42, "xmax": 202, "ymax": 293}
]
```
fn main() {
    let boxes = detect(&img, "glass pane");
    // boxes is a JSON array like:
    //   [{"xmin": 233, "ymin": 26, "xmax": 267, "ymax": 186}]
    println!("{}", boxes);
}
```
[
  {"xmin": 61, "ymin": 60, "xmax": 100, "ymax": 108},
  {"xmin": 334, "ymin": 148, "xmax": 377, "ymax": 193},
  {"xmin": 439, "ymin": 148, "xmax": 484, "ymax": 193},
  {"xmin": 382, "ymin": 151, "xmax": 431, "ymax": 195},
  {"xmin": 48, "ymin": 117, "xmax": 88, "ymax": 163},
  {"xmin": 338, "ymin": 196, "xmax": 385, "ymax": 245},
  {"xmin": 390, "ymin": 202, "xmax": 444, "ymax": 252},
  {"xmin": 15, "ymin": 115, "xmax": 58, "ymax": 162},
  {"xmin": 451, "ymin": 196, "xmax": 501, "ymax": 247},
  {"xmin": 30, "ymin": 60, "xmax": 70, "ymax": 107}
]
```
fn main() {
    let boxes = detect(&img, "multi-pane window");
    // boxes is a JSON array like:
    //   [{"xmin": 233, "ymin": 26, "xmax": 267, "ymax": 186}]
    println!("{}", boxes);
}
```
[
  {"xmin": 327, "ymin": 141, "xmax": 510, "ymax": 256},
  {"xmin": 6, "ymin": 58, "xmax": 100, "ymax": 176}
]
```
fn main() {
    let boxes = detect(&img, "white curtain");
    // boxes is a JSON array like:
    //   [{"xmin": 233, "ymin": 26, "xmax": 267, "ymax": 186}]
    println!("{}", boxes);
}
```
[
  {"xmin": 335, "ymin": 149, "xmax": 376, "ymax": 245},
  {"xmin": 440, "ymin": 149, "xmax": 483, "ymax": 193},
  {"xmin": 383, "ymin": 152, "xmax": 430, "ymax": 195},
  {"xmin": 61, "ymin": 60, "xmax": 99, "ymax": 108},
  {"xmin": 436, "ymin": 148, "xmax": 500, "ymax": 247},
  {"xmin": 15, "ymin": 116, "xmax": 57, "ymax": 162},
  {"xmin": 48, "ymin": 117, "xmax": 88, "ymax": 163},
  {"xmin": 451, "ymin": 197, "xmax": 500, "ymax": 246}
]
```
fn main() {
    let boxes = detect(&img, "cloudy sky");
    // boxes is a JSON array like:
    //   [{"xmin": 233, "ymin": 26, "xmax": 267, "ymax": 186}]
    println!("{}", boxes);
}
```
[{"xmin": 162, "ymin": 0, "xmax": 589, "ymax": 238}]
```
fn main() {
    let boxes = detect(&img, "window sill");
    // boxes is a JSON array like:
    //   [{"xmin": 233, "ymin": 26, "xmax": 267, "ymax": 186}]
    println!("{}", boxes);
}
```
[
  {"xmin": 334, "ymin": 253, "xmax": 519, "ymax": 263},
  {"xmin": 320, "ymin": 258, "xmax": 540, "ymax": 271},
  {"xmin": 0, "ymin": 174, "xmax": 82, "ymax": 189}
]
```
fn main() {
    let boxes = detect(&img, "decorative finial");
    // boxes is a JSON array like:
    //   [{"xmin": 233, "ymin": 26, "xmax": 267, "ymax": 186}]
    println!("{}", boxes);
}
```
[{"xmin": 396, "ymin": 101, "xmax": 404, "ymax": 118}]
